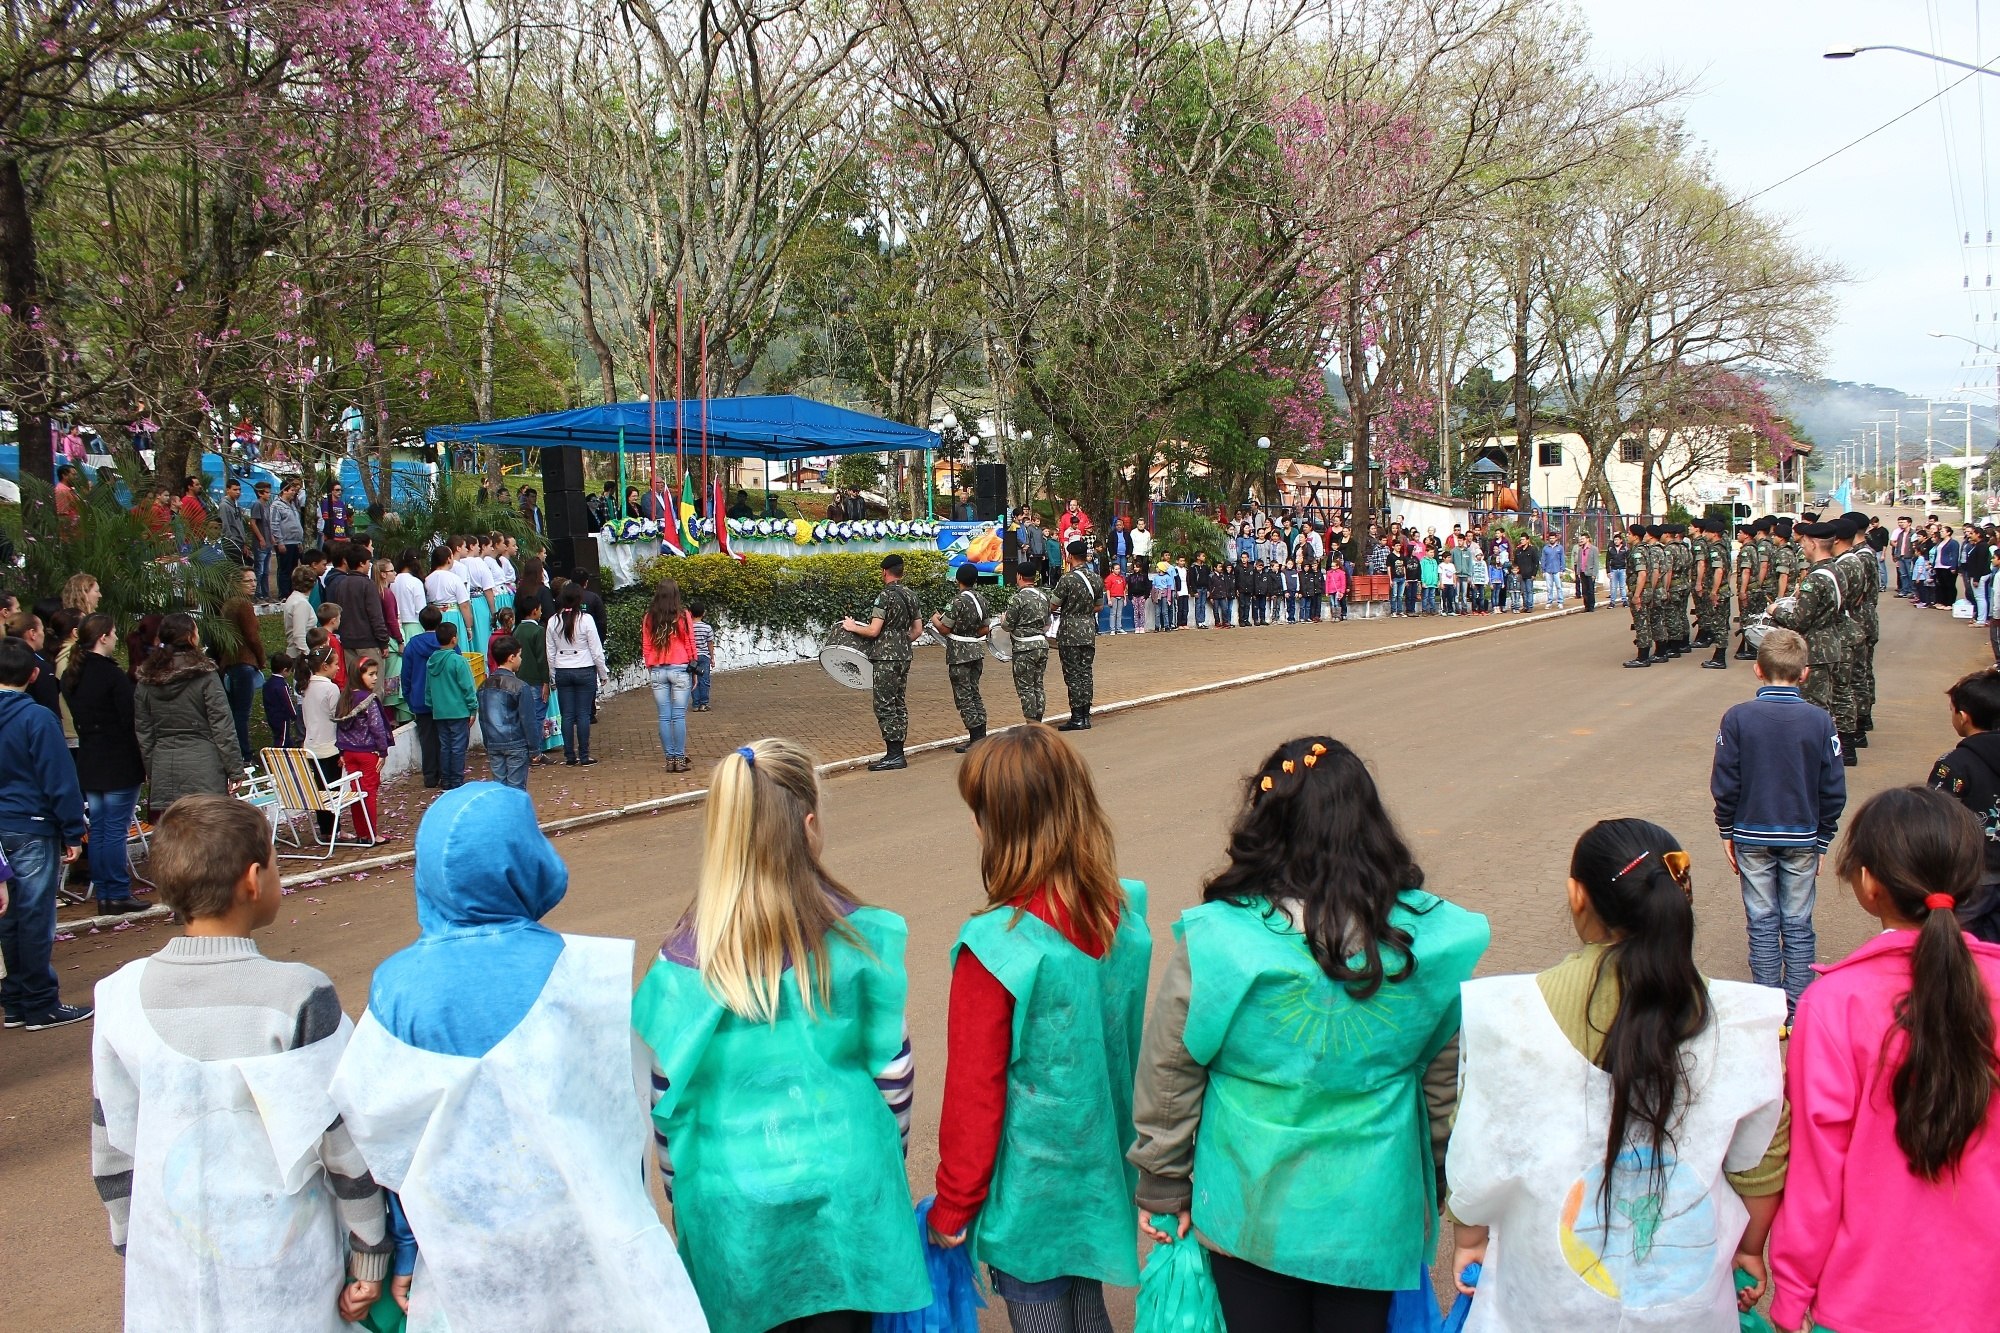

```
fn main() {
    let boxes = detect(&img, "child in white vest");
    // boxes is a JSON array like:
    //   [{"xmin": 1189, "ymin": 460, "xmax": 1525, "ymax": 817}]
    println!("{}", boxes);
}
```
[
  {"xmin": 1447, "ymin": 818, "xmax": 1787, "ymax": 1331},
  {"xmin": 91, "ymin": 794, "xmax": 390, "ymax": 1332}
]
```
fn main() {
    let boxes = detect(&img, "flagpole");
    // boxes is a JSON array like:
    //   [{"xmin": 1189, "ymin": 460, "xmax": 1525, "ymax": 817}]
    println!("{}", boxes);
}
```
[
  {"xmin": 674, "ymin": 284, "xmax": 686, "ymax": 492},
  {"xmin": 699, "ymin": 318, "xmax": 710, "ymax": 523},
  {"xmin": 646, "ymin": 308, "xmax": 658, "ymax": 522}
]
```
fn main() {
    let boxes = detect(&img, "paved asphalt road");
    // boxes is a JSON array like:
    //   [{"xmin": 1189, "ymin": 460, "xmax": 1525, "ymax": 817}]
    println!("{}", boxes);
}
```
[{"xmin": 0, "ymin": 591, "xmax": 1984, "ymax": 1330}]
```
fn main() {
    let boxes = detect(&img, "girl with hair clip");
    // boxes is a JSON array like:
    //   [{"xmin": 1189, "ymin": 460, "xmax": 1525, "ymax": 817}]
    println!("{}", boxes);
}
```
[
  {"xmin": 1129, "ymin": 736, "xmax": 1489, "ymax": 1332},
  {"xmin": 1447, "ymin": 819, "xmax": 1788, "ymax": 1332},
  {"xmin": 1769, "ymin": 786, "xmax": 2000, "ymax": 1333},
  {"xmin": 631, "ymin": 738, "xmax": 929, "ymax": 1333},
  {"xmin": 932, "ymin": 724, "xmax": 1152, "ymax": 1333}
]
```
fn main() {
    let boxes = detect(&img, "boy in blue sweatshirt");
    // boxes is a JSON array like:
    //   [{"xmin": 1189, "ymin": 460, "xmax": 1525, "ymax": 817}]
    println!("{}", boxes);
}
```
[
  {"xmin": 1711, "ymin": 627, "xmax": 1846, "ymax": 1012},
  {"xmin": 400, "ymin": 607, "xmax": 443, "ymax": 789},
  {"xmin": 0, "ymin": 637, "xmax": 91, "ymax": 1029}
]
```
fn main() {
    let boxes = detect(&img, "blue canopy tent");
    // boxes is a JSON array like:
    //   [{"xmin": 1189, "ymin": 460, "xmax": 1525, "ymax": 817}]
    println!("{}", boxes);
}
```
[{"xmin": 422, "ymin": 394, "xmax": 938, "ymax": 462}]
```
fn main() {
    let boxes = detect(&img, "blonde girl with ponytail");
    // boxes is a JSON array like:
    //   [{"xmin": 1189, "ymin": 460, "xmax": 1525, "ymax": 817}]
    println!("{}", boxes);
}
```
[{"xmin": 632, "ymin": 738, "xmax": 929, "ymax": 1333}]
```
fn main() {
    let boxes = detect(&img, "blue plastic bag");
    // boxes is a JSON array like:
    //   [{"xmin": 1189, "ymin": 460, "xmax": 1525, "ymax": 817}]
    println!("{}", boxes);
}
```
[
  {"xmin": 1132, "ymin": 1216, "xmax": 1225, "ymax": 1333},
  {"xmin": 1440, "ymin": 1262, "xmax": 1480, "ymax": 1333},
  {"xmin": 1387, "ymin": 1265, "xmax": 1443, "ymax": 1333},
  {"xmin": 875, "ymin": 1197, "xmax": 984, "ymax": 1333}
]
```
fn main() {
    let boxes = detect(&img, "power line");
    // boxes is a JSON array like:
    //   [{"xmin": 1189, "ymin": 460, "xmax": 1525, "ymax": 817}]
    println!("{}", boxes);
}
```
[{"xmin": 1743, "ymin": 54, "xmax": 1997, "ymax": 205}]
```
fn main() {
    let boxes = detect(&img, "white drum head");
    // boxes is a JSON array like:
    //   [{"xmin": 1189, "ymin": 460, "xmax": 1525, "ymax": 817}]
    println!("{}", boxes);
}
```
[
  {"xmin": 820, "ymin": 644, "xmax": 874, "ymax": 690},
  {"xmin": 987, "ymin": 623, "xmax": 1014, "ymax": 663}
]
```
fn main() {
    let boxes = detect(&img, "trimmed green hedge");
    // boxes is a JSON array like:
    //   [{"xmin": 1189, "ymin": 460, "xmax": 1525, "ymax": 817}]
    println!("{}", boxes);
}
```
[{"xmin": 607, "ymin": 551, "xmax": 1016, "ymax": 665}]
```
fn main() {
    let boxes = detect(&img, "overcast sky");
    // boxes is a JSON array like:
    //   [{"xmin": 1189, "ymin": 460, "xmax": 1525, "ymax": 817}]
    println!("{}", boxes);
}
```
[{"xmin": 1576, "ymin": 0, "xmax": 2000, "ymax": 400}]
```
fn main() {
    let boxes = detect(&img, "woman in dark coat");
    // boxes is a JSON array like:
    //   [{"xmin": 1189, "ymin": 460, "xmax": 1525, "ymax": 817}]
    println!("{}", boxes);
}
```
[
  {"xmin": 62, "ymin": 613, "xmax": 148, "ymax": 912},
  {"xmin": 133, "ymin": 613, "xmax": 240, "ymax": 819}
]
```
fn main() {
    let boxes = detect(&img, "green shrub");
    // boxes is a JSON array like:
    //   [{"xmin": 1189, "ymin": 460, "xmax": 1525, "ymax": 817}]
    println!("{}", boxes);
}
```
[
  {"xmin": 383, "ymin": 486, "xmax": 542, "ymax": 562},
  {"xmin": 1154, "ymin": 508, "xmax": 1227, "ymax": 563},
  {"xmin": 609, "ymin": 550, "xmax": 1013, "ymax": 665}
]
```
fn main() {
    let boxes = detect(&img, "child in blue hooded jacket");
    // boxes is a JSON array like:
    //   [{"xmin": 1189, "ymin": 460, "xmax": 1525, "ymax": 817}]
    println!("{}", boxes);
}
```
[{"xmin": 328, "ymin": 784, "xmax": 708, "ymax": 1330}]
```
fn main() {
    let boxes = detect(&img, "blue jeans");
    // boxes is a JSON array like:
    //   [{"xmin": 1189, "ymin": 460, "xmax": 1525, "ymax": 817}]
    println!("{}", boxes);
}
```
[
  {"xmin": 436, "ymin": 718, "xmax": 470, "ymax": 788},
  {"xmin": 649, "ymin": 664, "xmax": 691, "ymax": 760},
  {"xmin": 85, "ymin": 787, "xmax": 140, "ymax": 902},
  {"xmin": 488, "ymin": 746, "xmax": 530, "ymax": 790},
  {"xmin": 1897, "ymin": 555, "xmax": 1914, "ymax": 596},
  {"xmin": 1608, "ymin": 568, "xmax": 1627, "ymax": 604},
  {"xmin": 0, "ymin": 831, "xmax": 64, "ymax": 1020},
  {"xmin": 1390, "ymin": 577, "xmax": 1405, "ymax": 611},
  {"xmin": 691, "ymin": 653, "xmax": 712, "ymax": 707},
  {"xmin": 554, "ymin": 667, "xmax": 598, "ymax": 761},
  {"xmin": 221, "ymin": 663, "xmax": 259, "ymax": 766},
  {"xmin": 1737, "ymin": 844, "xmax": 1819, "ymax": 1009},
  {"xmin": 1545, "ymin": 572, "xmax": 1565, "ymax": 607},
  {"xmin": 1194, "ymin": 590, "xmax": 1209, "ymax": 626},
  {"xmin": 253, "ymin": 546, "xmax": 273, "ymax": 601},
  {"xmin": 1420, "ymin": 586, "xmax": 1437, "ymax": 614}
]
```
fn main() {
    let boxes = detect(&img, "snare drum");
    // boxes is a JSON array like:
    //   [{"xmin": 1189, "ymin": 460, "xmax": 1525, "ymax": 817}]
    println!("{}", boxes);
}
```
[
  {"xmin": 986, "ymin": 621, "xmax": 1014, "ymax": 663},
  {"xmin": 819, "ymin": 625, "xmax": 875, "ymax": 690}
]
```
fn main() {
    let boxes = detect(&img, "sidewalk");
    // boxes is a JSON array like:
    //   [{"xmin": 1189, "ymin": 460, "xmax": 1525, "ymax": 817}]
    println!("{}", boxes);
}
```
[{"xmin": 59, "ymin": 603, "xmax": 1581, "ymax": 926}]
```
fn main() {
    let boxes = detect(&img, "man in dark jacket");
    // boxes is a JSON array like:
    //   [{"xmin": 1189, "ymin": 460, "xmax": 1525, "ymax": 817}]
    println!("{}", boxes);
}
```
[
  {"xmin": 327, "ymin": 542, "xmax": 392, "ymax": 693},
  {"xmin": 0, "ymin": 638, "xmax": 92, "ymax": 1029},
  {"xmin": 1932, "ymin": 665, "xmax": 2000, "ymax": 942},
  {"xmin": 1209, "ymin": 559, "xmax": 1235, "ymax": 627}
]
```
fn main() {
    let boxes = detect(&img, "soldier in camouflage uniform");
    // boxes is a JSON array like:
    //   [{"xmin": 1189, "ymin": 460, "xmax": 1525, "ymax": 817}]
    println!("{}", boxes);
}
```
[
  {"xmin": 1001, "ymin": 557, "xmax": 1052, "ymax": 722},
  {"xmin": 1732, "ymin": 523, "xmax": 1760, "ymax": 658},
  {"xmin": 1689, "ymin": 522, "xmax": 1713, "ymax": 648},
  {"xmin": 841, "ymin": 553, "xmax": 923, "ymax": 771},
  {"xmin": 931, "ymin": 562, "xmax": 991, "ymax": 753},
  {"xmin": 1699, "ymin": 517, "xmax": 1733, "ymax": 668},
  {"xmin": 1767, "ymin": 522, "xmax": 1857, "ymax": 768},
  {"xmin": 1737, "ymin": 518, "xmax": 1774, "ymax": 659},
  {"xmin": 1662, "ymin": 524, "xmax": 1693, "ymax": 657},
  {"xmin": 1833, "ymin": 514, "xmax": 1880, "ymax": 749},
  {"xmin": 1771, "ymin": 517, "xmax": 1801, "ymax": 605},
  {"xmin": 1623, "ymin": 523, "xmax": 1656, "ymax": 668},
  {"xmin": 1640, "ymin": 525, "xmax": 1670, "ymax": 659},
  {"xmin": 1856, "ymin": 521, "xmax": 1885, "ymax": 734},
  {"xmin": 1053, "ymin": 539, "xmax": 1103, "ymax": 730}
]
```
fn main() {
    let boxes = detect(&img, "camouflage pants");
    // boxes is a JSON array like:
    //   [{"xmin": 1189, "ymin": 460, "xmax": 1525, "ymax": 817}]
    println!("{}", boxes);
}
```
[
  {"xmin": 1858, "ymin": 637, "xmax": 1877, "ymax": 727},
  {"xmin": 1012, "ymin": 647, "xmax": 1048, "ymax": 722},
  {"xmin": 1058, "ymin": 642, "xmax": 1095, "ymax": 716},
  {"xmin": 872, "ymin": 657, "xmax": 910, "ymax": 745},
  {"xmin": 1802, "ymin": 659, "xmax": 1835, "ymax": 715},
  {"xmin": 1630, "ymin": 597, "xmax": 1653, "ymax": 649},
  {"xmin": 1701, "ymin": 591, "xmax": 1732, "ymax": 641},
  {"xmin": 1659, "ymin": 591, "xmax": 1688, "ymax": 645},
  {"xmin": 1830, "ymin": 652, "xmax": 1858, "ymax": 736},
  {"xmin": 948, "ymin": 657, "xmax": 986, "ymax": 731}
]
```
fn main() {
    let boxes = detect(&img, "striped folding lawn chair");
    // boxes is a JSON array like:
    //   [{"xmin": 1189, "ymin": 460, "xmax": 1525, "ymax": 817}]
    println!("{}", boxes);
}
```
[{"xmin": 260, "ymin": 747, "xmax": 371, "ymax": 860}]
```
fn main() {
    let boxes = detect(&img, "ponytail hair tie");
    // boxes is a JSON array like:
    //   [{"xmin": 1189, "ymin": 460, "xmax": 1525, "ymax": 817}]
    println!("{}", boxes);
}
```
[
  {"xmin": 1925, "ymin": 892, "xmax": 1956, "ymax": 912},
  {"xmin": 736, "ymin": 745, "xmax": 756, "ymax": 768}
]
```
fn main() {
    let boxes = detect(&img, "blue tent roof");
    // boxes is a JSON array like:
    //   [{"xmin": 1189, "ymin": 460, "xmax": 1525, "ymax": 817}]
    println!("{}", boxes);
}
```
[{"xmin": 422, "ymin": 395, "xmax": 938, "ymax": 460}]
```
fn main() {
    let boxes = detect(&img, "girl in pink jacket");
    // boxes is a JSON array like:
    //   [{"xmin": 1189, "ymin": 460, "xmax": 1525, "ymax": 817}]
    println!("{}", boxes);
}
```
[{"xmin": 1770, "ymin": 785, "xmax": 2000, "ymax": 1333}]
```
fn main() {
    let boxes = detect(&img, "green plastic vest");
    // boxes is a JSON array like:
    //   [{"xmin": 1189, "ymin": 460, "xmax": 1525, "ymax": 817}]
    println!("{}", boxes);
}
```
[
  {"xmin": 952, "ymin": 879, "xmax": 1153, "ymax": 1286},
  {"xmin": 1179, "ymin": 891, "xmax": 1489, "ymax": 1288},
  {"xmin": 632, "ymin": 907, "xmax": 930, "ymax": 1333}
]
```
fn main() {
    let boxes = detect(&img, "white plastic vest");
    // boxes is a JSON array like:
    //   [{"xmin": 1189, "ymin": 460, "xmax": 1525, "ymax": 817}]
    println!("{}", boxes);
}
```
[
  {"xmin": 94, "ymin": 959, "xmax": 353, "ymax": 1333},
  {"xmin": 1446, "ymin": 973, "xmax": 1784, "ymax": 1332},
  {"xmin": 329, "ymin": 934, "xmax": 709, "ymax": 1333}
]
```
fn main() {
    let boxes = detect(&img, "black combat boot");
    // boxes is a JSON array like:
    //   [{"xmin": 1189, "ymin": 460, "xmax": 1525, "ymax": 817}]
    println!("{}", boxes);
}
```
[
  {"xmin": 1701, "ymin": 644, "xmax": 1728, "ymax": 669},
  {"xmin": 1623, "ymin": 644, "xmax": 1653, "ymax": 668},
  {"xmin": 953, "ymin": 725, "xmax": 987, "ymax": 754},
  {"xmin": 1840, "ymin": 735, "xmax": 1858, "ymax": 767},
  {"xmin": 1734, "ymin": 635, "xmax": 1758, "ymax": 661},
  {"xmin": 1057, "ymin": 711, "xmax": 1091, "ymax": 731},
  {"xmin": 1852, "ymin": 731, "xmax": 1868, "ymax": 748},
  {"xmin": 868, "ymin": 744, "xmax": 907, "ymax": 771}
]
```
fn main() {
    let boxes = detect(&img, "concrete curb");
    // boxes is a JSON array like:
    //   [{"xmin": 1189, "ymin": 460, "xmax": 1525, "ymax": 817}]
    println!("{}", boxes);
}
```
[{"xmin": 60, "ymin": 605, "xmax": 1581, "ymax": 934}]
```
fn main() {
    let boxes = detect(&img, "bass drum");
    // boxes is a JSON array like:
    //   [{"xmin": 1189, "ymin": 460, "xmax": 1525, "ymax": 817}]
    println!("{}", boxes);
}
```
[
  {"xmin": 986, "ymin": 620, "xmax": 1013, "ymax": 663},
  {"xmin": 819, "ymin": 625, "xmax": 874, "ymax": 690},
  {"xmin": 1743, "ymin": 596, "xmax": 1795, "ymax": 649}
]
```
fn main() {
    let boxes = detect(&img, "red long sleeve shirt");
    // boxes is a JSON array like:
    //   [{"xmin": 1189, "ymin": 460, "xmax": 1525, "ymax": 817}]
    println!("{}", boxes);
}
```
[{"xmin": 931, "ymin": 889, "xmax": 1108, "ymax": 1238}]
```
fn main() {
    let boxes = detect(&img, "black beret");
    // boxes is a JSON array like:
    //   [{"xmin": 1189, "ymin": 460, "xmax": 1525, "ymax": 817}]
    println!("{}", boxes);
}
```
[
  {"xmin": 1795, "ymin": 521, "xmax": 1840, "ymax": 539},
  {"xmin": 880, "ymin": 554, "xmax": 905, "ymax": 573}
]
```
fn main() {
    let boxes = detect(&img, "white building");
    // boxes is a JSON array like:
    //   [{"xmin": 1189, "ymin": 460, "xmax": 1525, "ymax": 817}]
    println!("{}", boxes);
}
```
[{"xmin": 1478, "ymin": 428, "xmax": 1807, "ymax": 518}]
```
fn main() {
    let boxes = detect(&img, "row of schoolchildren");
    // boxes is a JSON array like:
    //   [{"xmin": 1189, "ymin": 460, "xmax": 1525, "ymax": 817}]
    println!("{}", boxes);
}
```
[
  {"xmin": 90, "ymin": 725, "xmax": 2000, "ymax": 1333},
  {"xmin": 1101, "ymin": 556, "xmax": 1356, "ymax": 631}
]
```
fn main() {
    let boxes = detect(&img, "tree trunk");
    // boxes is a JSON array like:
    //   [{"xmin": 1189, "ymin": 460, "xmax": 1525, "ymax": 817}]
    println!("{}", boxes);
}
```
[
  {"xmin": 1510, "ymin": 256, "xmax": 1533, "ymax": 497},
  {"xmin": 1345, "ymin": 291, "xmax": 1372, "ymax": 562},
  {"xmin": 1638, "ymin": 453, "xmax": 1655, "ymax": 520},
  {"xmin": 575, "ymin": 219, "xmax": 617, "ymax": 403},
  {"xmin": 0, "ymin": 156, "xmax": 53, "ymax": 492}
]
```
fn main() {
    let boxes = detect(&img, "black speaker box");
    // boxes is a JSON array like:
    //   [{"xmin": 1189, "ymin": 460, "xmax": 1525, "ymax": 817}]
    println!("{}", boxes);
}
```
[
  {"xmin": 973, "ymin": 462, "xmax": 1007, "ymax": 520},
  {"xmin": 544, "ymin": 534, "xmax": 600, "ymax": 581}
]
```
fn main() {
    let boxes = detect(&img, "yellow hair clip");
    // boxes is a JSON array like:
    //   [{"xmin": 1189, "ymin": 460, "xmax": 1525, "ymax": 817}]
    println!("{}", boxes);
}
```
[
  {"xmin": 1303, "ymin": 753, "xmax": 1318, "ymax": 768},
  {"xmin": 1310, "ymin": 743, "xmax": 1327, "ymax": 756},
  {"xmin": 1259, "ymin": 776, "xmax": 1274, "ymax": 791},
  {"xmin": 1281, "ymin": 760, "xmax": 1295, "ymax": 773}
]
